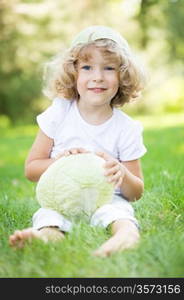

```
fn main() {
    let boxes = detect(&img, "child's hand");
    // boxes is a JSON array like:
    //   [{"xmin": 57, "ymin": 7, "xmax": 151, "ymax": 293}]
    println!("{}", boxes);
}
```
[
  {"xmin": 95, "ymin": 151, "xmax": 125, "ymax": 188},
  {"xmin": 55, "ymin": 148, "xmax": 90, "ymax": 160}
]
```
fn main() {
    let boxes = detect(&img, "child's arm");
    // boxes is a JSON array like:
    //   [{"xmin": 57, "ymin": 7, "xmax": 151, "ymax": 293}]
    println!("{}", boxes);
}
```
[
  {"xmin": 119, "ymin": 159, "xmax": 144, "ymax": 201},
  {"xmin": 25, "ymin": 129, "xmax": 55, "ymax": 182},
  {"xmin": 95, "ymin": 152, "xmax": 144, "ymax": 201},
  {"xmin": 25, "ymin": 129, "xmax": 90, "ymax": 182}
]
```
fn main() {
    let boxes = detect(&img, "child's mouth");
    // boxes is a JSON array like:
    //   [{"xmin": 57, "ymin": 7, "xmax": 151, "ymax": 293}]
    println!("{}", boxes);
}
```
[{"xmin": 88, "ymin": 88, "xmax": 107, "ymax": 93}]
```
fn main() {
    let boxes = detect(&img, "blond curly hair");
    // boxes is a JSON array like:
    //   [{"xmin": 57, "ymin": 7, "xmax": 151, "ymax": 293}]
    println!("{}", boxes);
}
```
[{"xmin": 43, "ymin": 39, "xmax": 146, "ymax": 107}]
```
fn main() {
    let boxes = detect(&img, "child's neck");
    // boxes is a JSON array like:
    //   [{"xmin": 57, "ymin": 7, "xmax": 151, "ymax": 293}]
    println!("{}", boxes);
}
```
[{"xmin": 77, "ymin": 101, "xmax": 113, "ymax": 125}]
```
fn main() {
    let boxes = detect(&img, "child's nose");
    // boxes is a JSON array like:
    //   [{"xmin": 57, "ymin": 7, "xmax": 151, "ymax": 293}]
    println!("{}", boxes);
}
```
[{"xmin": 92, "ymin": 69, "xmax": 104, "ymax": 81}]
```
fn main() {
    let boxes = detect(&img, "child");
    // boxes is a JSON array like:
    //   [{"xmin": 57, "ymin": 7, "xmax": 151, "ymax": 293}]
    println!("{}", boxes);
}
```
[{"xmin": 9, "ymin": 25, "xmax": 147, "ymax": 257}]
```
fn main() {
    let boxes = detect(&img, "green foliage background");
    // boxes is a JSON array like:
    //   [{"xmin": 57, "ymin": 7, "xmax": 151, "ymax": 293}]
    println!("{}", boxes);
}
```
[
  {"xmin": 0, "ymin": 0, "xmax": 184, "ymax": 278},
  {"xmin": 0, "ymin": 0, "xmax": 184, "ymax": 124}
]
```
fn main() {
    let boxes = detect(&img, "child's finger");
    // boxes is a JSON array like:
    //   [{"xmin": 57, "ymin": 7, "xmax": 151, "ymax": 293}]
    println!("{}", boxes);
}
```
[
  {"xmin": 115, "ymin": 176, "xmax": 123, "ymax": 188},
  {"xmin": 95, "ymin": 151, "xmax": 112, "ymax": 161},
  {"xmin": 95, "ymin": 151, "xmax": 105, "ymax": 159},
  {"xmin": 69, "ymin": 149, "xmax": 78, "ymax": 154},
  {"xmin": 78, "ymin": 148, "xmax": 90, "ymax": 153},
  {"xmin": 104, "ymin": 161, "xmax": 120, "ymax": 172},
  {"xmin": 64, "ymin": 150, "xmax": 70, "ymax": 156},
  {"xmin": 104, "ymin": 165, "xmax": 120, "ymax": 176},
  {"xmin": 55, "ymin": 151, "xmax": 65, "ymax": 159},
  {"xmin": 69, "ymin": 148, "xmax": 90, "ymax": 154},
  {"xmin": 107, "ymin": 170, "xmax": 122, "ymax": 183}
]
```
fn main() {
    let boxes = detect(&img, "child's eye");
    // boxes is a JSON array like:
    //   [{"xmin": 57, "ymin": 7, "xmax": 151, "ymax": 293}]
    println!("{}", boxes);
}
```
[
  {"xmin": 81, "ymin": 65, "xmax": 91, "ymax": 70},
  {"xmin": 104, "ymin": 66, "xmax": 115, "ymax": 71}
]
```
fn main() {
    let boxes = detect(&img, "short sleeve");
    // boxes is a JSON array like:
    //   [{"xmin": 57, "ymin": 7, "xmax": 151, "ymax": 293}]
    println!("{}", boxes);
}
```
[
  {"xmin": 118, "ymin": 120, "xmax": 147, "ymax": 161},
  {"xmin": 36, "ymin": 97, "xmax": 71, "ymax": 138}
]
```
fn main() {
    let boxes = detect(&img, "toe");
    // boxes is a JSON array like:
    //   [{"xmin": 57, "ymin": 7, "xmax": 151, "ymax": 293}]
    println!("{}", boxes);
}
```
[
  {"xmin": 9, "ymin": 231, "xmax": 21, "ymax": 246},
  {"xmin": 93, "ymin": 247, "xmax": 109, "ymax": 257}
]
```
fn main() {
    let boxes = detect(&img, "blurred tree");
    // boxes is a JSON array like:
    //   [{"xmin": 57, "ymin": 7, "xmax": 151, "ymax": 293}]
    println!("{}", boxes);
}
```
[
  {"xmin": 0, "ymin": 0, "xmax": 40, "ymax": 122},
  {"xmin": 163, "ymin": 0, "xmax": 184, "ymax": 62},
  {"xmin": 0, "ymin": 0, "xmax": 184, "ymax": 122},
  {"xmin": 136, "ymin": 0, "xmax": 158, "ymax": 48},
  {"xmin": 137, "ymin": 0, "xmax": 184, "ymax": 62},
  {"xmin": 0, "ymin": 0, "xmax": 126, "ymax": 123},
  {"xmin": 0, "ymin": 0, "xmax": 59, "ymax": 123}
]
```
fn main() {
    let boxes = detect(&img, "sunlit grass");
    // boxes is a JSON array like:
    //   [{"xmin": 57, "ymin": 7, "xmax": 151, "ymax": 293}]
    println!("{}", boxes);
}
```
[
  {"xmin": 0, "ymin": 113, "xmax": 184, "ymax": 278},
  {"xmin": 138, "ymin": 112, "xmax": 184, "ymax": 129}
]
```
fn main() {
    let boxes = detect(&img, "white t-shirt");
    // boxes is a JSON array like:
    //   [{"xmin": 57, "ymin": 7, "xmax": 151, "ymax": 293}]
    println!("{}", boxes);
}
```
[{"xmin": 37, "ymin": 97, "xmax": 147, "ymax": 194}]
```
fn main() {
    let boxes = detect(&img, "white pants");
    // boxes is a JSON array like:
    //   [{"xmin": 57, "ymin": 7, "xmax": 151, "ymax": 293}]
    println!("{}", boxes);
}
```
[{"xmin": 32, "ymin": 194, "xmax": 139, "ymax": 232}]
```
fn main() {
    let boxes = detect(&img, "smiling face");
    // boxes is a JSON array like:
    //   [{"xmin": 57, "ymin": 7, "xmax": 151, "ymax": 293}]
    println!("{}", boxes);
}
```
[{"xmin": 76, "ymin": 46, "xmax": 120, "ymax": 109}]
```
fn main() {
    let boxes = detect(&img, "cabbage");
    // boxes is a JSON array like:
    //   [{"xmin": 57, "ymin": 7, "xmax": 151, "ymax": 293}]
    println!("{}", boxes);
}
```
[{"xmin": 36, "ymin": 153, "xmax": 114, "ymax": 218}]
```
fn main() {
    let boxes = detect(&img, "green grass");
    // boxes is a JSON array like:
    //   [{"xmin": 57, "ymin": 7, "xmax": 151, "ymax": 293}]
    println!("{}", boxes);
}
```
[{"xmin": 0, "ymin": 113, "xmax": 184, "ymax": 278}]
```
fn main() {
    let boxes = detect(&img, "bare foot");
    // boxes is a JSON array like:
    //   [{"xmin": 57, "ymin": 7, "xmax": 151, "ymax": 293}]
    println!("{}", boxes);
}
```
[
  {"xmin": 93, "ymin": 221, "xmax": 140, "ymax": 257},
  {"xmin": 9, "ymin": 227, "xmax": 65, "ymax": 248}
]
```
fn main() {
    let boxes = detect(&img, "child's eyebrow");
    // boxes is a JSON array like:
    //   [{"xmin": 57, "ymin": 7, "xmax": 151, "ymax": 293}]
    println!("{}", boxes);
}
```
[
  {"xmin": 103, "ymin": 61, "xmax": 118, "ymax": 66},
  {"xmin": 103, "ymin": 58, "xmax": 120, "ymax": 65},
  {"xmin": 78, "ymin": 59, "xmax": 119, "ymax": 66},
  {"xmin": 77, "ymin": 59, "xmax": 91, "ymax": 66},
  {"xmin": 78, "ymin": 60, "xmax": 90, "ymax": 64},
  {"xmin": 101, "ymin": 61, "xmax": 120, "ymax": 68}
]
